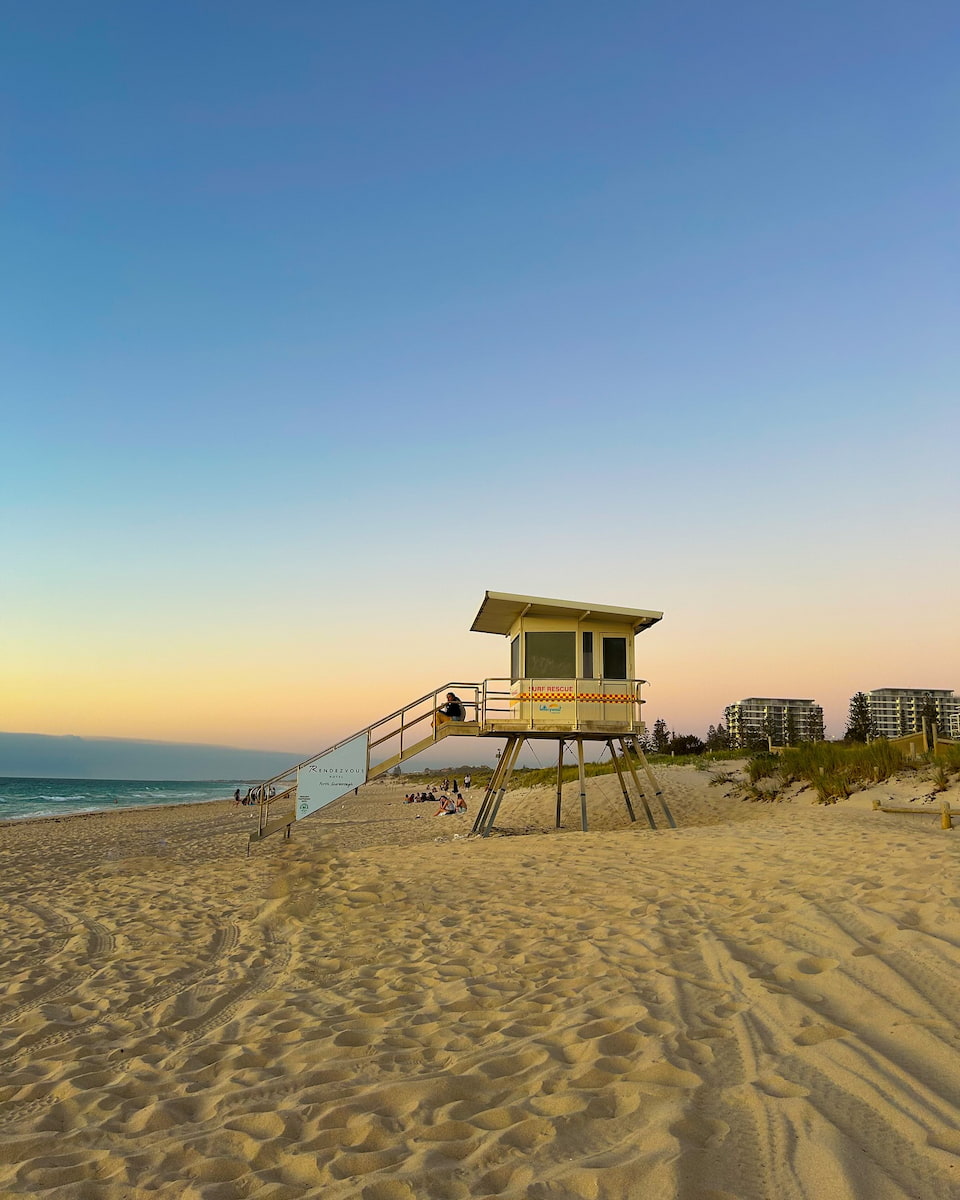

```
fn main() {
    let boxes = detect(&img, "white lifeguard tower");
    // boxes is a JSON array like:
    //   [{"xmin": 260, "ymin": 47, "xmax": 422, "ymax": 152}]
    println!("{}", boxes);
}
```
[{"xmin": 249, "ymin": 591, "xmax": 674, "ymax": 848}]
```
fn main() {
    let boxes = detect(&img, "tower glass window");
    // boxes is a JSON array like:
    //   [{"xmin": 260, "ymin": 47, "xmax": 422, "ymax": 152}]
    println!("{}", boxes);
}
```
[
  {"xmin": 510, "ymin": 635, "xmax": 521, "ymax": 682},
  {"xmin": 525, "ymin": 632, "xmax": 576, "ymax": 679}
]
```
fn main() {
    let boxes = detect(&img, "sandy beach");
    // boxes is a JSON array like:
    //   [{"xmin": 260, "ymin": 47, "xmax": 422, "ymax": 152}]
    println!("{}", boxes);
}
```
[{"xmin": 3, "ymin": 764, "xmax": 960, "ymax": 1198}]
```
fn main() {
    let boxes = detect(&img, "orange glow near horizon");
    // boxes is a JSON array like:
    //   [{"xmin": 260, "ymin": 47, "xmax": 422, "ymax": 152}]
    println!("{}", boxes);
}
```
[{"xmin": 4, "ymin": 583, "xmax": 957, "ymax": 754}]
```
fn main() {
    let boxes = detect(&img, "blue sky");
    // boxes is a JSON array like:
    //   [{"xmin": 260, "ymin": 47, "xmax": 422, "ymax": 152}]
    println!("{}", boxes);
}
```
[{"xmin": 3, "ymin": 1, "xmax": 958, "ymax": 763}]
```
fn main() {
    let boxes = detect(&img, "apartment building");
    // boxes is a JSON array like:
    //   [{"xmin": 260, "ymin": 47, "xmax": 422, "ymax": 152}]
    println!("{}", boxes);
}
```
[
  {"xmin": 864, "ymin": 688, "xmax": 960, "ymax": 739},
  {"xmin": 724, "ymin": 698, "xmax": 824, "ymax": 748}
]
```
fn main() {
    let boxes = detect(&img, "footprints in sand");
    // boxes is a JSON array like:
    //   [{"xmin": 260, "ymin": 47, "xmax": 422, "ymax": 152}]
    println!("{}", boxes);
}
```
[
  {"xmin": 754, "ymin": 1074, "xmax": 809, "ymax": 1099},
  {"xmin": 5, "ymin": 804, "xmax": 960, "ymax": 1200},
  {"xmin": 794, "ymin": 955, "xmax": 839, "ymax": 975},
  {"xmin": 669, "ymin": 1113, "xmax": 730, "ymax": 1149},
  {"xmin": 793, "ymin": 1023, "xmax": 848, "ymax": 1046}
]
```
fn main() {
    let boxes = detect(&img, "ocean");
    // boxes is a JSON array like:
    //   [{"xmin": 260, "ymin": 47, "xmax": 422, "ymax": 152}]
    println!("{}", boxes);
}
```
[{"xmin": 0, "ymin": 777, "xmax": 250, "ymax": 823}]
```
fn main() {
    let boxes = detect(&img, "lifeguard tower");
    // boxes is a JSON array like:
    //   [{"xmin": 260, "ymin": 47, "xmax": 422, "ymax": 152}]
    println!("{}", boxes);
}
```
[{"xmin": 248, "ymin": 591, "xmax": 674, "ymax": 849}]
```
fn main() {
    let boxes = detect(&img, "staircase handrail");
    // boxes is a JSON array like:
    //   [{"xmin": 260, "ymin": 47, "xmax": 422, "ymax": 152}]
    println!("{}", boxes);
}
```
[{"xmin": 254, "ymin": 681, "xmax": 482, "ymax": 790}]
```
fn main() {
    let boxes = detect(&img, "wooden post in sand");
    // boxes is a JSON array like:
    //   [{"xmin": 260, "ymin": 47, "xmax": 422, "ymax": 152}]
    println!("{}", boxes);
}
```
[{"xmin": 874, "ymin": 798, "xmax": 954, "ymax": 830}]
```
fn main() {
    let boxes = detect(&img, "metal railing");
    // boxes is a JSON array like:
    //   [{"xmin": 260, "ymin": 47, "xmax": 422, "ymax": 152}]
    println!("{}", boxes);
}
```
[
  {"xmin": 248, "ymin": 676, "xmax": 650, "ymax": 840},
  {"xmin": 251, "ymin": 682, "xmax": 482, "ymax": 837},
  {"xmin": 366, "ymin": 682, "xmax": 482, "ymax": 768},
  {"xmin": 480, "ymin": 677, "xmax": 648, "ymax": 733}
]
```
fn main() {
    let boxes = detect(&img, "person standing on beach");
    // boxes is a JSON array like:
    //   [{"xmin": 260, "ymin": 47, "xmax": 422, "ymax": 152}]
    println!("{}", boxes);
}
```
[{"xmin": 234, "ymin": 788, "xmax": 241, "ymax": 804}]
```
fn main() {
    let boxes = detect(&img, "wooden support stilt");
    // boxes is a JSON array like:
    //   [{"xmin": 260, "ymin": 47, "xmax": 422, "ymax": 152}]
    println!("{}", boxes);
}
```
[
  {"xmin": 472, "ymin": 742, "xmax": 510, "ymax": 834},
  {"xmin": 576, "ymin": 738, "xmax": 588, "ymax": 832},
  {"xmin": 942, "ymin": 801, "xmax": 953, "ymax": 830},
  {"xmin": 481, "ymin": 736, "xmax": 523, "ymax": 837},
  {"xmin": 619, "ymin": 738, "xmax": 657, "ymax": 829},
  {"xmin": 631, "ymin": 737, "xmax": 677, "ymax": 829},
  {"xmin": 556, "ymin": 739, "xmax": 564, "ymax": 829},
  {"xmin": 607, "ymin": 739, "xmax": 636, "ymax": 822},
  {"xmin": 472, "ymin": 758, "xmax": 503, "ymax": 835}
]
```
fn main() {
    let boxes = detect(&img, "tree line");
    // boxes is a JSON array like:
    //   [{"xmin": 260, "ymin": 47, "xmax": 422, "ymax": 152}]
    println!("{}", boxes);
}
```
[{"xmin": 640, "ymin": 693, "xmax": 943, "ymax": 755}]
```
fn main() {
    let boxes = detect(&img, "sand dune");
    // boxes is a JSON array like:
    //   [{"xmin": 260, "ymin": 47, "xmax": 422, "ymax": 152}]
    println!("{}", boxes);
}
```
[{"xmin": 2, "ymin": 765, "xmax": 960, "ymax": 1198}]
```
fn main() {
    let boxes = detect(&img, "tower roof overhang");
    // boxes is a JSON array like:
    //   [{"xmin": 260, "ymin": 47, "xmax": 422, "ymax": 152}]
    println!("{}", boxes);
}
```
[{"xmin": 470, "ymin": 591, "xmax": 663, "ymax": 636}]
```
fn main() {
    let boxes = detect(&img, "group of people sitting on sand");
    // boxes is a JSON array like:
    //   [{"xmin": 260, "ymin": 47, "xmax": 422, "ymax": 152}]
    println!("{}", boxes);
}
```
[
  {"xmin": 234, "ymin": 786, "xmax": 275, "ymax": 806},
  {"xmin": 403, "ymin": 791, "xmax": 468, "ymax": 815}
]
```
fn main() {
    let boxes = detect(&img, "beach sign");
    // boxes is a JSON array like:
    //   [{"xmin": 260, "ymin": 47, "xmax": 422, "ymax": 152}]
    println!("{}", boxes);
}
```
[{"xmin": 296, "ymin": 734, "xmax": 367, "ymax": 820}]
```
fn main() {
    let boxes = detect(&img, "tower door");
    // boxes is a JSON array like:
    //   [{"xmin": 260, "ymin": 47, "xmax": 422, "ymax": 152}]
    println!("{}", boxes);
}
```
[{"xmin": 602, "ymin": 636, "xmax": 627, "ymax": 679}]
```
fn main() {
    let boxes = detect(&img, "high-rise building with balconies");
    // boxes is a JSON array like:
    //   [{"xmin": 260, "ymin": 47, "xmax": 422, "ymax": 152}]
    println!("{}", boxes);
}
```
[
  {"xmin": 724, "ymin": 698, "xmax": 824, "ymax": 748},
  {"xmin": 864, "ymin": 688, "xmax": 959, "ymax": 739}
]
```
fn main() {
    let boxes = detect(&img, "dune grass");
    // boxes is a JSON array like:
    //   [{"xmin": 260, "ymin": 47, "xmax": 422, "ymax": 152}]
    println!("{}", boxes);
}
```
[{"xmin": 747, "ymin": 740, "xmax": 907, "ymax": 804}]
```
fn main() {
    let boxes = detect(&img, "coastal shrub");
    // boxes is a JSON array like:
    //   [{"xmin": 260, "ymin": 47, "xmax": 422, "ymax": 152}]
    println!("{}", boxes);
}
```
[
  {"xmin": 931, "ymin": 765, "xmax": 949, "ymax": 794},
  {"xmin": 859, "ymin": 739, "xmax": 904, "ymax": 782},
  {"xmin": 812, "ymin": 772, "xmax": 851, "ymax": 804},
  {"xmin": 748, "ymin": 753, "xmax": 779, "ymax": 784}
]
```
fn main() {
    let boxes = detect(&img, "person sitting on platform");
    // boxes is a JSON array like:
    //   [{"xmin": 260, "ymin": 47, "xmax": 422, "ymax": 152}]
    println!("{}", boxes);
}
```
[{"xmin": 434, "ymin": 693, "xmax": 465, "ymax": 727}]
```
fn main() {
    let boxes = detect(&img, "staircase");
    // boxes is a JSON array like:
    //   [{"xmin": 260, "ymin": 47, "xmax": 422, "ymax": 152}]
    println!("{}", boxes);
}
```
[{"xmin": 247, "ymin": 683, "xmax": 481, "ymax": 846}]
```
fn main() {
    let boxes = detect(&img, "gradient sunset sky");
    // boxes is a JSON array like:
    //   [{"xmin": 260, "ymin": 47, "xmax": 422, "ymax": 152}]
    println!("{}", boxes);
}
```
[{"xmin": 4, "ymin": 1, "xmax": 958, "ymax": 760}]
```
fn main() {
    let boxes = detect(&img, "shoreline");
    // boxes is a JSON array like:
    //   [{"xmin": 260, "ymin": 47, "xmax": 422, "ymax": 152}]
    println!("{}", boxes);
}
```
[{"xmin": 0, "ymin": 791, "xmax": 239, "ymax": 829}]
